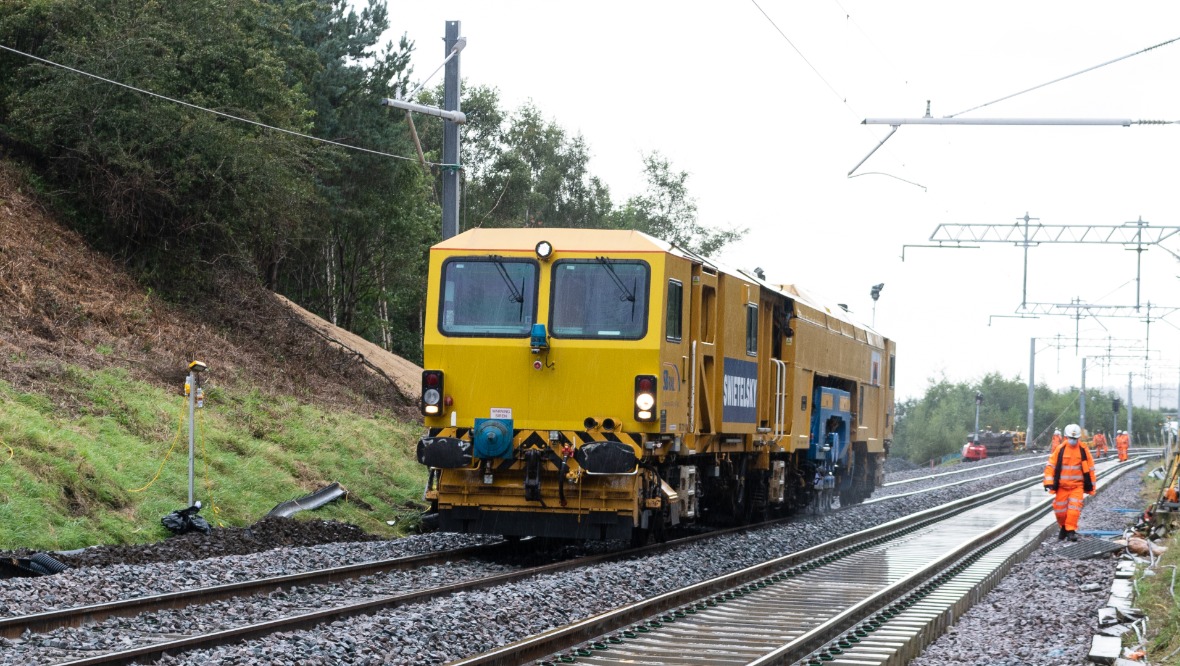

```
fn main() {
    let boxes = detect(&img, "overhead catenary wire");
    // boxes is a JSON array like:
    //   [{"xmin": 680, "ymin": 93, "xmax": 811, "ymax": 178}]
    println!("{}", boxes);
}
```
[
  {"xmin": 748, "ymin": 0, "xmax": 850, "ymax": 111},
  {"xmin": 750, "ymin": 2, "xmax": 925, "ymax": 187},
  {"xmin": 0, "ymin": 42, "xmax": 456, "ymax": 168},
  {"xmin": 948, "ymin": 36, "xmax": 1180, "ymax": 118}
]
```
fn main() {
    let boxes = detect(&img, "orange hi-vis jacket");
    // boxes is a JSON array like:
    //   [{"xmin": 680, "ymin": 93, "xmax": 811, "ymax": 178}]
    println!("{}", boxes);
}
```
[
  {"xmin": 1093, "ymin": 433, "xmax": 1107, "ymax": 449},
  {"xmin": 1116, "ymin": 433, "xmax": 1130, "ymax": 450},
  {"xmin": 1043, "ymin": 442, "xmax": 1096, "ymax": 493},
  {"xmin": 1052, "ymin": 433, "xmax": 1063, "ymax": 450}
]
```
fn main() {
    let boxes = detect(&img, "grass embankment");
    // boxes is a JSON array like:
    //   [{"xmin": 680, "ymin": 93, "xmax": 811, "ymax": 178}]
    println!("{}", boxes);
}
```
[
  {"xmin": 1134, "ymin": 464, "xmax": 1180, "ymax": 663},
  {"xmin": 0, "ymin": 366, "xmax": 423, "ymax": 551}
]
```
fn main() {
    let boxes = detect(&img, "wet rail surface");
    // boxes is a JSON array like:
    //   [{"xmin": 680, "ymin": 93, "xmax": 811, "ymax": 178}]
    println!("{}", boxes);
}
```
[
  {"xmin": 447, "ymin": 458, "xmax": 1143, "ymax": 666},
  {"xmin": 9, "ymin": 454, "xmax": 1151, "ymax": 665},
  {"xmin": 12, "ymin": 510, "xmax": 822, "ymax": 665}
]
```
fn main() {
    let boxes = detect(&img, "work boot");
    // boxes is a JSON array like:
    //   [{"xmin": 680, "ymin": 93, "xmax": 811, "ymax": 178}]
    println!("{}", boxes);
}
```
[
  {"xmin": 1067, "ymin": 531, "xmax": 1078, "ymax": 542},
  {"xmin": 1058, "ymin": 527, "xmax": 1068, "ymax": 540}
]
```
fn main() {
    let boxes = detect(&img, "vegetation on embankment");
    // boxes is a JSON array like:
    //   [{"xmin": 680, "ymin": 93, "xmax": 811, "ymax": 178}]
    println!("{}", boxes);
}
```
[
  {"xmin": 0, "ymin": 367, "xmax": 423, "ymax": 551},
  {"xmin": 1135, "ymin": 468, "xmax": 1180, "ymax": 662},
  {"xmin": 894, "ymin": 373, "xmax": 1170, "ymax": 465}
]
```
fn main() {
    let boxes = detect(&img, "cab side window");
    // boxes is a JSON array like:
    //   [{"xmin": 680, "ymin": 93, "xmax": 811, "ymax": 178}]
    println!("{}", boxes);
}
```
[
  {"xmin": 666, "ymin": 280, "xmax": 683, "ymax": 342},
  {"xmin": 745, "ymin": 304, "xmax": 758, "ymax": 355}
]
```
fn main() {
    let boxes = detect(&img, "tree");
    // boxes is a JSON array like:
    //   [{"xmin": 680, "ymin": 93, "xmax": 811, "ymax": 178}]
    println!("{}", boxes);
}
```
[
  {"xmin": 0, "ymin": 0, "xmax": 320, "ymax": 288},
  {"xmin": 891, "ymin": 372, "xmax": 1166, "ymax": 463},
  {"xmin": 610, "ymin": 152, "xmax": 745, "ymax": 257},
  {"xmin": 415, "ymin": 91, "xmax": 613, "ymax": 231},
  {"xmin": 241, "ymin": 0, "xmax": 436, "ymax": 363}
]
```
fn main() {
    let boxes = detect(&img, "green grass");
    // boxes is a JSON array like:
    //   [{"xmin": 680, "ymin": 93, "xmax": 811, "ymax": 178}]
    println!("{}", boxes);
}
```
[
  {"xmin": 0, "ymin": 368, "xmax": 423, "ymax": 550},
  {"xmin": 1135, "ymin": 468, "xmax": 1180, "ymax": 662}
]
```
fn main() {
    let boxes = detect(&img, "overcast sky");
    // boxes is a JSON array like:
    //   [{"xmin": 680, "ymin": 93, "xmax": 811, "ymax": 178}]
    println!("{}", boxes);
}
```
[{"xmin": 382, "ymin": 1, "xmax": 1180, "ymax": 408}]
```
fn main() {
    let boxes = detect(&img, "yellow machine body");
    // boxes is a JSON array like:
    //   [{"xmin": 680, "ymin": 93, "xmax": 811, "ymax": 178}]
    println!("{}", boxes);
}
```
[{"xmin": 418, "ymin": 228, "xmax": 895, "ymax": 540}]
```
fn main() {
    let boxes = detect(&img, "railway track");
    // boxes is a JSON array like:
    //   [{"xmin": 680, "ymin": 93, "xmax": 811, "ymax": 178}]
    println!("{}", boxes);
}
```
[
  {"xmin": 6, "ymin": 512, "xmax": 820, "ymax": 665},
  {"xmin": 445, "ymin": 457, "xmax": 1143, "ymax": 666},
  {"xmin": 880, "ymin": 454, "xmax": 1043, "ymax": 487},
  {"xmin": 0, "ymin": 541, "xmax": 509, "ymax": 640},
  {"xmin": 3, "ymin": 454, "xmax": 1130, "ymax": 665}
]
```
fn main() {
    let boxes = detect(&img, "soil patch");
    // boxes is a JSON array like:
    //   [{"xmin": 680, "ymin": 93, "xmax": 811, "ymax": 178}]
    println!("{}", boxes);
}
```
[{"xmin": 25, "ymin": 516, "xmax": 387, "ymax": 569}]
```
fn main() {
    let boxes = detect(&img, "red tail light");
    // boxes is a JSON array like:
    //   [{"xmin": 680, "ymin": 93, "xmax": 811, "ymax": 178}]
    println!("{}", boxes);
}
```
[{"xmin": 421, "ymin": 370, "xmax": 444, "ymax": 416}]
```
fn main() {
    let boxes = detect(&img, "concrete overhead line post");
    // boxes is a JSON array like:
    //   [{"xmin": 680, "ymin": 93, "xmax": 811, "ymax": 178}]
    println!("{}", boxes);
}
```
[
  {"xmin": 1112, "ymin": 397, "xmax": 1121, "ymax": 450},
  {"xmin": 1128, "ymin": 373, "xmax": 1134, "ymax": 442},
  {"xmin": 379, "ymin": 21, "xmax": 465, "ymax": 241},
  {"xmin": 974, "ymin": 391, "xmax": 982, "ymax": 444},
  {"xmin": 1028, "ymin": 338, "xmax": 1035, "ymax": 450}
]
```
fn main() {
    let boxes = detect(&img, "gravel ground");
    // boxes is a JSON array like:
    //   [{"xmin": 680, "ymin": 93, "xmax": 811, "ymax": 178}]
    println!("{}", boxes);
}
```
[
  {"xmin": 912, "ymin": 465, "xmax": 1147, "ymax": 666},
  {"xmin": 161, "ymin": 469, "xmax": 1058, "ymax": 665},
  {"xmin": 0, "ymin": 528, "xmax": 499, "ymax": 618},
  {"xmin": 882, "ymin": 451, "xmax": 1045, "ymax": 485},
  {"xmin": 0, "ymin": 457, "xmax": 1149, "ymax": 666}
]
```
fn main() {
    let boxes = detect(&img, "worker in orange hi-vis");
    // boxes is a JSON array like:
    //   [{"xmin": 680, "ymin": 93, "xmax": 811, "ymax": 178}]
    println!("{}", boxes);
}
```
[
  {"xmin": 1092, "ymin": 431, "xmax": 1108, "ymax": 458},
  {"xmin": 1116, "ymin": 430, "xmax": 1130, "ymax": 461},
  {"xmin": 1043, "ymin": 423, "xmax": 1097, "ymax": 542},
  {"xmin": 1051, "ymin": 429, "xmax": 1063, "ymax": 451}
]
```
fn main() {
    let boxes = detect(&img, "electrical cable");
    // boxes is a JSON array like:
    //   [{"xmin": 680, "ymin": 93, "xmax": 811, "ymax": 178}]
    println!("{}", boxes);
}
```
[
  {"xmin": 948, "ymin": 36, "xmax": 1180, "ymax": 118},
  {"xmin": 748, "ymin": 0, "xmax": 849, "ymax": 110},
  {"xmin": 128, "ymin": 404, "xmax": 186, "ymax": 493},
  {"xmin": 0, "ymin": 42, "xmax": 457, "ymax": 168}
]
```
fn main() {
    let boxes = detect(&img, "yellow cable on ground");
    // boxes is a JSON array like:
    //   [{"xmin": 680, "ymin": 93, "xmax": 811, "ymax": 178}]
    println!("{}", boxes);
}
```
[
  {"xmin": 128, "ymin": 404, "xmax": 186, "ymax": 493},
  {"xmin": 0, "ymin": 438, "xmax": 12, "ymax": 464}
]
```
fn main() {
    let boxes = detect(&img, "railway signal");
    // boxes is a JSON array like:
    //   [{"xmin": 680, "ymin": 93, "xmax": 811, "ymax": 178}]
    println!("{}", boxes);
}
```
[{"xmin": 870, "ymin": 283, "xmax": 884, "ymax": 327}]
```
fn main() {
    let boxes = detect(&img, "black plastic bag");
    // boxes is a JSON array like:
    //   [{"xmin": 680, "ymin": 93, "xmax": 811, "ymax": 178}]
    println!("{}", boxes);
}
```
[{"xmin": 161, "ymin": 502, "xmax": 212, "ymax": 535}]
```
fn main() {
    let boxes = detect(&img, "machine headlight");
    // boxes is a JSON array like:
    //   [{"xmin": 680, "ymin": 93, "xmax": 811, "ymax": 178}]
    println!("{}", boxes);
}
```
[{"xmin": 634, "ymin": 374, "xmax": 658, "ymax": 422}]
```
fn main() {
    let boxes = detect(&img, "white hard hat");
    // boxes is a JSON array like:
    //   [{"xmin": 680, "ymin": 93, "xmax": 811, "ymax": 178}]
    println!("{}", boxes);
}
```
[
  {"xmin": 1064, "ymin": 424, "xmax": 1082, "ymax": 438},
  {"xmin": 1054, "ymin": 429, "xmax": 1061, "ymax": 435}
]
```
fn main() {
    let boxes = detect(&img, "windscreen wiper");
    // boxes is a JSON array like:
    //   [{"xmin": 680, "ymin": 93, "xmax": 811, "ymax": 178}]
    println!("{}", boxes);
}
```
[
  {"xmin": 490, "ymin": 256, "xmax": 525, "ymax": 304},
  {"xmin": 596, "ymin": 256, "xmax": 635, "ymax": 303},
  {"xmin": 489, "ymin": 255, "xmax": 526, "ymax": 321}
]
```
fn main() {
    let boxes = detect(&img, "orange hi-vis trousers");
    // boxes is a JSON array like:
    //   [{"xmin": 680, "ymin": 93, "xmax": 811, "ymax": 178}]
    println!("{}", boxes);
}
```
[{"xmin": 1052, "ymin": 486, "xmax": 1087, "ymax": 531}]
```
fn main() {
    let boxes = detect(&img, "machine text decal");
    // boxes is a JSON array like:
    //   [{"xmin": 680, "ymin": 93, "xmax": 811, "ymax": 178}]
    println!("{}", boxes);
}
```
[{"xmin": 722, "ymin": 357, "xmax": 758, "ymax": 423}]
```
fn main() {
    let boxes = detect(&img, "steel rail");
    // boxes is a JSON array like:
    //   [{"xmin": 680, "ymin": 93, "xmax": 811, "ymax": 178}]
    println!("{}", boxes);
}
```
[
  {"xmin": 868, "ymin": 461, "xmax": 1046, "ymax": 502},
  {"xmin": 40, "ymin": 512, "xmax": 809, "ymax": 665},
  {"xmin": 35, "ymin": 456, "xmax": 1156, "ymax": 665},
  {"xmin": 786, "ymin": 457, "xmax": 1145, "ymax": 666},
  {"xmin": 443, "ymin": 472, "xmax": 1054, "ymax": 666},
  {"xmin": 753, "ymin": 460, "xmax": 1140, "ymax": 666},
  {"xmin": 448, "ymin": 458, "xmax": 1145, "ymax": 666},
  {"xmin": 882, "ymin": 455, "xmax": 1039, "ymax": 486},
  {"xmin": 0, "ymin": 541, "xmax": 506, "ymax": 639}
]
